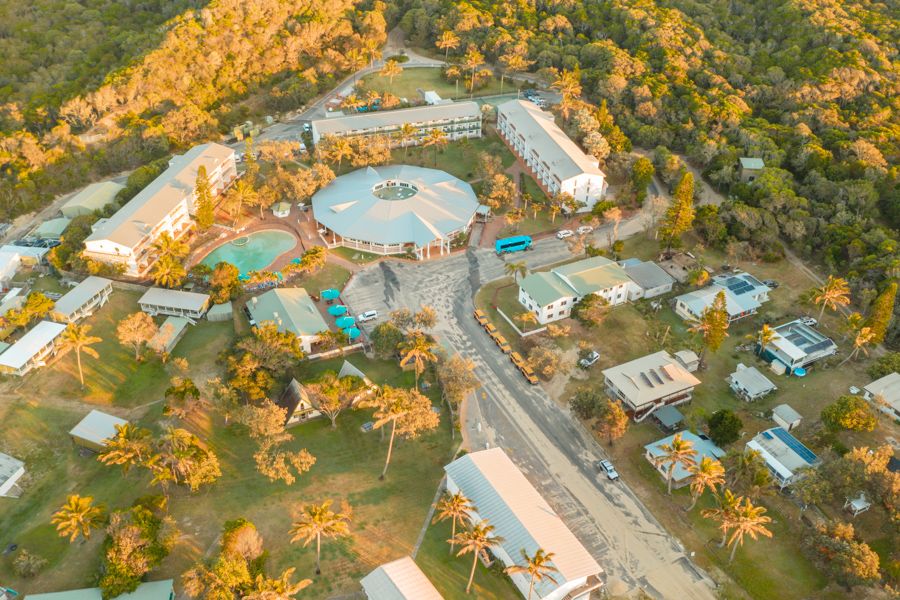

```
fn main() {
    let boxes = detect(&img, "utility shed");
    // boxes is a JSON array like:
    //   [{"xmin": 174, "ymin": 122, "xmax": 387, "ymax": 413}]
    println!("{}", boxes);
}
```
[
  {"xmin": 729, "ymin": 364, "xmax": 777, "ymax": 401},
  {"xmin": 360, "ymin": 556, "xmax": 443, "ymax": 600},
  {"xmin": 148, "ymin": 316, "xmax": 190, "ymax": 354},
  {"xmin": 0, "ymin": 452, "xmax": 25, "ymax": 497},
  {"xmin": 34, "ymin": 217, "xmax": 71, "ymax": 240},
  {"xmin": 205, "ymin": 302, "xmax": 233, "ymax": 322},
  {"xmin": 772, "ymin": 404, "xmax": 802, "ymax": 431},
  {"xmin": 69, "ymin": 409, "xmax": 128, "ymax": 452}
]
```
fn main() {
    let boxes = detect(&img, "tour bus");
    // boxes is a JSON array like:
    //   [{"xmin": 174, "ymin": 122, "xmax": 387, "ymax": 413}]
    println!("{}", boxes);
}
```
[{"xmin": 495, "ymin": 235, "xmax": 533, "ymax": 255}]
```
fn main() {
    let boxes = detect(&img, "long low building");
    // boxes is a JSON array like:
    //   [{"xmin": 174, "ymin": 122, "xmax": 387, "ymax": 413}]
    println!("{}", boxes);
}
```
[
  {"xmin": 497, "ymin": 99, "xmax": 607, "ymax": 212},
  {"xmin": 0, "ymin": 452, "xmax": 25, "ymax": 498},
  {"xmin": 311, "ymin": 101, "xmax": 482, "ymax": 147},
  {"xmin": 863, "ymin": 372, "xmax": 900, "ymax": 420},
  {"xmin": 246, "ymin": 287, "xmax": 329, "ymax": 353},
  {"xmin": 602, "ymin": 351, "xmax": 701, "ymax": 421},
  {"xmin": 0, "ymin": 320, "xmax": 67, "ymax": 376},
  {"xmin": 69, "ymin": 409, "xmax": 129, "ymax": 452},
  {"xmin": 27, "ymin": 579, "xmax": 174, "ymax": 600},
  {"xmin": 61, "ymin": 180, "xmax": 125, "ymax": 218},
  {"xmin": 52, "ymin": 276, "xmax": 113, "ymax": 323},
  {"xmin": 444, "ymin": 448, "xmax": 603, "ymax": 600},
  {"xmin": 747, "ymin": 427, "xmax": 819, "ymax": 488},
  {"xmin": 139, "ymin": 287, "xmax": 210, "ymax": 320},
  {"xmin": 360, "ymin": 556, "xmax": 443, "ymax": 600},
  {"xmin": 762, "ymin": 319, "xmax": 837, "ymax": 374},
  {"xmin": 83, "ymin": 143, "xmax": 236, "ymax": 277}
]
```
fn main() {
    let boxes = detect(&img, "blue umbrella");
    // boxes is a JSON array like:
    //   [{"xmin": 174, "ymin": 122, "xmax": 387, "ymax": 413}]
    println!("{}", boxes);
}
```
[
  {"xmin": 335, "ymin": 316, "xmax": 355, "ymax": 328},
  {"xmin": 343, "ymin": 327, "xmax": 361, "ymax": 340},
  {"xmin": 322, "ymin": 289, "xmax": 340, "ymax": 300},
  {"xmin": 327, "ymin": 304, "xmax": 348, "ymax": 316}
]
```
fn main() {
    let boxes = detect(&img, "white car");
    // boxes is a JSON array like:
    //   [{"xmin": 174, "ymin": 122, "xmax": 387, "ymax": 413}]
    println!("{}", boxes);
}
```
[
  {"xmin": 595, "ymin": 460, "xmax": 619, "ymax": 481},
  {"xmin": 576, "ymin": 225, "xmax": 594, "ymax": 235},
  {"xmin": 358, "ymin": 310, "xmax": 378, "ymax": 322},
  {"xmin": 579, "ymin": 350, "xmax": 600, "ymax": 368},
  {"xmin": 799, "ymin": 316, "xmax": 817, "ymax": 327},
  {"xmin": 556, "ymin": 229, "xmax": 574, "ymax": 240}
]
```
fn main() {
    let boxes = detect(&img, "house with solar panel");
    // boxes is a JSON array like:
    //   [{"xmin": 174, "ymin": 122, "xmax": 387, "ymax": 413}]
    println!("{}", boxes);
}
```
[
  {"xmin": 674, "ymin": 271, "xmax": 771, "ymax": 323},
  {"xmin": 747, "ymin": 427, "xmax": 819, "ymax": 488},
  {"xmin": 601, "ymin": 351, "xmax": 701, "ymax": 422},
  {"xmin": 762, "ymin": 319, "xmax": 838, "ymax": 375}
]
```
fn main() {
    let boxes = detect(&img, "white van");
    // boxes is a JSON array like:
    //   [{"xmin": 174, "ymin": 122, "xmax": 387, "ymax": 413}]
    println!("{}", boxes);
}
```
[{"xmin": 358, "ymin": 310, "xmax": 378, "ymax": 322}]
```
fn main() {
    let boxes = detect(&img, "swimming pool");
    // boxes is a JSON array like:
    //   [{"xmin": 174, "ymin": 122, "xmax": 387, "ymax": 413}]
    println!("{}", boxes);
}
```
[{"xmin": 201, "ymin": 230, "xmax": 297, "ymax": 274}]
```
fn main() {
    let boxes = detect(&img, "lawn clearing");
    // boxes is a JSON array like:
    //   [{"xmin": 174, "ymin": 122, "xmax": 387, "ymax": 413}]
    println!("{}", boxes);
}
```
[
  {"xmin": 298, "ymin": 262, "xmax": 352, "ymax": 295},
  {"xmin": 329, "ymin": 246, "xmax": 382, "ymax": 265},
  {"xmin": 357, "ymin": 67, "xmax": 512, "ymax": 103},
  {"xmin": 392, "ymin": 132, "xmax": 516, "ymax": 183}
]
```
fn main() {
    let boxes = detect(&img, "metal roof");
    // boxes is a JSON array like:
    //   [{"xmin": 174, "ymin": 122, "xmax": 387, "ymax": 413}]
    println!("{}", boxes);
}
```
[
  {"xmin": 85, "ymin": 143, "xmax": 234, "ymax": 249},
  {"xmin": 497, "ymin": 100, "xmax": 605, "ymax": 181},
  {"xmin": 26, "ymin": 579, "xmax": 173, "ymax": 600},
  {"xmin": 339, "ymin": 359, "xmax": 370, "ymax": 384},
  {"xmin": 61, "ymin": 181, "xmax": 125, "ymax": 216},
  {"xmin": 863, "ymin": 372, "xmax": 900, "ymax": 412},
  {"xmin": 139, "ymin": 287, "xmax": 210, "ymax": 312},
  {"xmin": 555, "ymin": 256, "xmax": 632, "ymax": 296},
  {"xmin": 730, "ymin": 365, "xmax": 777, "ymax": 396},
  {"xmin": 247, "ymin": 288, "xmax": 329, "ymax": 337},
  {"xmin": 311, "ymin": 102, "xmax": 480, "ymax": 139},
  {"xmin": 35, "ymin": 217, "xmax": 71, "ymax": 238},
  {"xmin": 749, "ymin": 427, "xmax": 818, "ymax": 478},
  {"xmin": 652, "ymin": 405, "xmax": 684, "ymax": 428},
  {"xmin": 602, "ymin": 351, "xmax": 701, "ymax": 407},
  {"xmin": 69, "ymin": 409, "xmax": 128, "ymax": 447},
  {"xmin": 0, "ymin": 452, "xmax": 24, "ymax": 487},
  {"xmin": 770, "ymin": 320, "xmax": 836, "ymax": 360},
  {"xmin": 519, "ymin": 271, "xmax": 574, "ymax": 306},
  {"xmin": 772, "ymin": 404, "xmax": 802, "ymax": 424},
  {"xmin": 739, "ymin": 157, "xmax": 765, "ymax": 170},
  {"xmin": 0, "ymin": 320, "xmax": 66, "ymax": 370},
  {"xmin": 53, "ymin": 276, "xmax": 112, "ymax": 319},
  {"xmin": 623, "ymin": 261, "xmax": 674, "ymax": 290},
  {"xmin": 645, "ymin": 430, "xmax": 724, "ymax": 481},
  {"xmin": 360, "ymin": 556, "xmax": 443, "ymax": 600},
  {"xmin": 148, "ymin": 316, "xmax": 190, "ymax": 352},
  {"xmin": 444, "ymin": 448, "xmax": 602, "ymax": 597},
  {"xmin": 312, "ymin": 166, "xmax": 478, "ymax": 248}
]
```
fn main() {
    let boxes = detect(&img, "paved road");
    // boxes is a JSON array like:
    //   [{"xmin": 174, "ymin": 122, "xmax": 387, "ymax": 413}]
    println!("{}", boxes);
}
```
[{"xmin": 342, "ymin": 238, "xmax": 718, "ymax": 599}]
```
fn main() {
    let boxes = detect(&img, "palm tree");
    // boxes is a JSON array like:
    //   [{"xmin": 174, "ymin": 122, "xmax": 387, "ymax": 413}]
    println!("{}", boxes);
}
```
[
  {"xmin": 341, "ymin": 93, "xmax": 360, "ymax": 110},
  {"xmin": 516, "ymin": 311, "xmax": 539, "ymax": 330},
  {"xmin": 812, "ymin": 275, "xmax": 851, "ymax": 321},
  {"xmin": 652, "ymin": 432, "xmax": 697, "ymax": 495},
  {"xmin": 551, "ymin": 69, "xmax": 582, "ymax": 122},
  {"xmin": 151, "ymin": 255, "xmax": 186, "ymax": 289},
  {"xmin": 289, "ymin": 500, "xmax": 351, "ymax": 575},
  {"xmin": 423, "ymin": 128, "xmax": 448, "ymax": 166},
  {"xmin": 755, "ymin": 324, "xmax": 776, "ymax": 357},
  {"xmin": 245, "ymin": 568, "xmax": 311, "ymax": 599},
  {"xmin": 380, "ymin": 60, "xmax": 403, "ymax": 91},
  {"xmin": 393, "ymin": 123, "xmax": 417, "ymax": 157},
  {"xmin": 702, "ymin": 489, "xmax": 741, "ymax": 548},
  {"xmin": 841, "ymin": 324, "xmax": 875, "ymax": 364},
  {"xmin": 399, "ymin": 332, "xmax": 438, "ymax": 388},
  {"xmin": 452, "ymin": 521, "xmax": 504, "ymax": 594},
  {"xmin": 462, "ymin": 45, "xmax": 485, "ymax": 96},
  {"xmin": 433, "ymin": 491, "xmax": 476, "ymax": 554},
  {"xmin": 725, "ymin": 497, "xmax": 773, "ymax": 563},
  {"xmin": 361, "ymin": 387, "xmax": 416, "ymax": 480},
  {"xmin": 51, "ymin": 494, "xmax": 105, "ymax": 542},
  {"xmin": 506, "ymin": 548, "xmax": 559, "ymax": 600},
  {"xmin": 226, "ymin": 178, "xmax": 258, "ymax": 227},
  {"xmin": 326, "ymin": 136, "xmax": 354, "ymax": 170},
  {"xmin": 436, "ymin": 30, "xmax": 460, "ymax": 61},
  {"xmin": 686, "ymin": 456, "xmax": 725, "ymax": 511},
  {"xmin": 504, "ymin": 261, "xmax": 528, "ymax": 282},
  {"xmin": 152, "ymin": 231, "xmax": 188, "ymax": 260},
  {"xmin": 99, "ymin": 423, "xmax": 153, "ymax": 474},
  {"xmin": 57, "ymin": 323, "xmax": 101, "ymax": 388}
]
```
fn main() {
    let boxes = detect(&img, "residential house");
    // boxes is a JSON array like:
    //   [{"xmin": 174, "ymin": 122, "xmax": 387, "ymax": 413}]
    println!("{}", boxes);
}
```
[
  {"xmin": 0, "ymin": 320, "xmax": 67, "ymax": 376},
  {"xmin": 772, "ymin": 404, "xmax": 802, "ymax": 432},
  {"xmin": 1, "ymin": 244, "xmax": 48, "ymax": 266},
  {"xmin": 644, "ymin": 431, "xmax": 725, "ymax": 489},
  {"xmin": 620, "ymin": 258, "xmax": 675, "ymax": 300},
  {"xmin": 52, "ymin": 276, "xmax": 113, "ymax": 323},
  {"xmin": 311, "ymin": 102, "xmax": 482, "ymax": 147},
  {"xmin": 83, "ymin": 143, "xmax": 236, "ymax": 277},
  {"xmin": 69, "ymin": 409, "xmax": 128, "ymax": 452},
  {"xmin": 739, "ymin": 157, "xmax": 765, "ymax": 183},
  {"xmin": 277, "ymin": 378, "xmax": 321, "ymax": 426},
  {"xmin": 61, "ymin": 180, "xmax": 125, "ymax": 218},
  {"xmin": 139, "ymin": 287, "xmax": 210, "ymax": 321},
  {"xmin": 518, "ymin": 256, "xmax": 632, "ymax": 324},
  {"xmin": 496, "ymin": 100, "xmax": 608, "ymax": 212},
  {"xmin": 747, "ymin": 427, "xmax": 819, "ymax": 488},
  {"xmin": 0, "ymin": 452, "xmax": 25, "ymax": 498},
  {"xmin": 862, "ymin": 372, "xmax": 900, "ymax": 420},
  {"xmin": 763, "ymin": 319, "xmax": 837, "ymax": 374},
  {"xmin": 148, "ymin": 316, "xmax": 190, "ymax": 354},
  {"xmin": 444, "ymin": 448, "xmax": 604, "ymax": 600},
  {"xmin": 602, "ymin": 351, "xmax": 701, "ymax": 421},
  {"xmin": 674, "ymin": 271, "xmax": 770, "ymax": 323},
  {"xmin": 27, "ymin": 579, "xmax": 174, "ymax": 600},
  {"xmin": 729, "ymin": 364, "xmax": 777, "ymax": 401},
  {"xmin": 246, "ymin": 288, "xmax": 329, "ymax": 353},
  {"xmin": 360, "ymin": 556, "xmax": 443, "ymax": 600}
]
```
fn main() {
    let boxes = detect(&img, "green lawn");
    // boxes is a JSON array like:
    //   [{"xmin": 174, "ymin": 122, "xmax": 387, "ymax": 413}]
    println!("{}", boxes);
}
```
[
  {"xmin": 393, "ymin": 133, "xmax": 516, "ymax": 182},
  {"xmin": 298, "ymin": 262, "xmax": 352, "ymax": 295},
  {"xmin": 357, "ymin": 67, "xmax": 514, "ymax": 103},
  {"xmin": 329, "ymin": 246, "xmax": 382, "ymax": 265}
]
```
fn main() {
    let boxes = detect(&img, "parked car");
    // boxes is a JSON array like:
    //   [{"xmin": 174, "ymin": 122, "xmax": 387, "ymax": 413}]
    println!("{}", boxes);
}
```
[
  {"xmin": 763, "ymin": 279, "xmax": 779, "ymax": 288},
  {"xmin": 302, "ymin": 122, "xmax": 311, "ymax": 133},
  {"xmin": 579, "ymin": 351, "xmax": 600, "ymax": 368},
  {"xmin": 799, "ymin": 316, "xmax": 817, "ymax": 327},
  {"xmin": 576, "ymin": 225, "xmax": 594, "ymax": 235},
  {"xmin": 358, "ymin": 310, "xmax": 378, "ymax": 322},
  {"xmin": 596, "ymin": 460, "xmax": 619, "ymax": 481},
  {"xmin": 556, "ymin": 229, "xmax": 574, "ymax": 239}
]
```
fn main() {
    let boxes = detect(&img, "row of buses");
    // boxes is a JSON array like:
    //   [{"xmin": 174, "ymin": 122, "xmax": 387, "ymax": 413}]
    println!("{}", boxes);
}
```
[{"xmin": 473, "ymin": 309, "xmax": 538, "ymax": 385}]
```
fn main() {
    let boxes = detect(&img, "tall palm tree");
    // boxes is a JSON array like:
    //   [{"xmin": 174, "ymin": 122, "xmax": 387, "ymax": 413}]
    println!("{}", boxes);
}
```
[
  {"xmin": 394, "ymin": 123, "xmax": 417, "ymax": 157},
  {"xmin": 399, "ymin": 332, "xmax": 438, "ymax": 388},
  {"xmin": 326, "ymin": 136, "xmax": 354, "ymax": 170},
  {"xmin": 756, "ymin": 324, "xmax": 776, "ymax": 357},
  {"xmin": 290, "ymin": 501, "xmax": 351, "ymax": 575},
  {"xmin": 812, "ymin": 275, "xmax": 851, "ymax": 321},
  {"xmin": 702, "ymin": 489, "xmax": 741, "ymax": 548},
  {"xmin": 152, "ymin": 231, "xmax": 189, "ymax": 260},
  {"xmin": 151, "ymin": 255, "xmax": 186, "ymax": 289},
  {"xmin": 226, "ymin": 178, "xmax": 258, "ymax": 227},
  {"xmin": 506, "ymin": 548, "xmax": 559, "ymax": 600},
  {"xmin": 51, "ymin": 494, "xmax": 105, "ymax": 542},
  {"xmin": 551, "ymin": 69, "xmax": 582, "ymax": 122},
  {"xmin": 423, "ymin": 128, "xmax": 448, "ymax": 166},
  {"xmin": 462, "ymin": 45, "xmax": 485, "ymax": 96},
  {"xmin": 380, "ymin": 59, "xmax": 403, "ymax": 91},
  {"xmin": 725, "ymin": 497, "xmax": 773, "ymax": 563},
  {"xmin": 361, "ymin": 387, "xmax": 426, "ymax": 480},
  {"xmin": 452, "ymin": 521, "xmax": 504, "ymax": 594},
  {"xmin": 57, "ymin": 323, "xmax": 101, "ymax": 388},
  {"xmin": 841, "ymin": 324, "xmax": 875, "ymax": 365},
  {"xmin": 436, "ymin": 30, "xmax": 460, "ymax": 61},
  {"xmin": 245, "ymin": 568, "xmax": 311, "ymax": 600},
  {"xmin": 433, "ymin": 491, "xmax": 476, "ymax": 554},
  {"xmin": 99, "ymin": 424, "xmax": 153, "ymax": 474},
  {"xmin": 504, "ymin": 261, "xmax": 528, "ymax": 282},
  {"xmin": 516, "ymin": 311, "xmax": 539, "ymax": 330},
  {"xmin": 686, "ymin": 456, "xmax": 725, "ymax": 511},
  {"xmin": 652, "ymin": 432, "xmax": 697, "ymax": 495}
]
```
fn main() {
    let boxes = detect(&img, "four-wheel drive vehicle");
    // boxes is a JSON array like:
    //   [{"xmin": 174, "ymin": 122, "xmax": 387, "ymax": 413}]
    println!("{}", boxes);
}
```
[
  {"xmin": 579, "ymin": 350, "xmax": 600, "ymax": 368},
  {"xmin": 473, "ymin": 309, "xmax": 489, "ymax": 326},
  {"xmin": 595, "ymin": 459, "xmax": 619, "ymax": 481},
  {"xmin": 799, "ymin": 316, "xmax": 817, "ymax": 327},
  {"xmin": 357, "ymin": 310, "xmax": 378, "ymax": 322}
]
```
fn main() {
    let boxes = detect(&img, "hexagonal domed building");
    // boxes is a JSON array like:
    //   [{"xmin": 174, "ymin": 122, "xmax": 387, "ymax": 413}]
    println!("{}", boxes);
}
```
[{"xmin": 312, "ymin": 165, "xmax": 479, "ymax": 259}]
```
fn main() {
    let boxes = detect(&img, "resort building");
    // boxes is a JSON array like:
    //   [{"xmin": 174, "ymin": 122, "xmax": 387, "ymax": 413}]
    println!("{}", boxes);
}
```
[
  {"xmin": 0, "ymin": 320, "xmax": 67, "ymax": 376},
  {"xmin": 0, "ymin": 452, "xmax": 25, "ymax": 498},
  {"xmin": 83, "ymin": 143, "xmax": 236, "ymax": 277},
  {"xmin": 361, "ymin": 556, "xmax": 443, "ymax": 600},
  {"xmin": 862, "ymin": 372, "xmax": 900, "ymax": 420},
  {"xmin": 444, "ymin": 448, "xmax": 604, "ymax": 600},
  {"xmin": 61, "ymin": 180, "xmax": 125, "ymax": 218},
  {"xmin": 27, "ymin": 579, "xmax": 174, "ymax": 600},
  {"xmin": 2, "ymin": 244, "xmax": 49, "ymax": 266},
  {"xmin": 763, "ymin": 319, "xmax": 837, "ymax": 374},
  {"xmin": 69, "ymin": 409, "xmax": 128, "ymax": 452},
  {"xmin": 644, "ymin": 431, "xmax": 725, "ymax": 489},
  {"xmin": 517, "ymin": 256, "xmax": 632, "ymax": 324},
  {"xmin": 310, "ymin": 102, "xmax": 481, "ymax": 147},
  {"xmin": 277, "ymin": 378, "xmax": 321, "ymax": 426},
  {"xmin": 602, "ymin": 351, "xmax": 701, "ymax": 421},
  {"xmin": 728, "ymin": 364, "xmax": 777, "ymax": 401},
  {"xmin": 139, "ymin": 287, "xmax": 210, "ymax": 321},
  {"xmin": 747, "ymin": 427, "xmax": 819, "ymax": 488},
  {"xmin": 0, "ymin": 249, "xmax": 20, "ymax": 290},
  {"xmin": 312, "ymin": 166, "xmax": 479, "ymax": 260},
  {"xmin": 52, "ymin": 276, "xmax": 113, "ymax": 323},
  {"xmin": 620, "ymin": 259, "xmax": 675, "ymax": 301},
  {"xmin": 148, "ymin": 316, "xmax": 190, "ymax": 354},
  {"xmin": 674, "ymin": 271, "xmax": 770, "ymax": 323},
  {"xmin": 246, "ymin": 288, "xmax": 329, "ymax": 353},
  {"xmin": 496, "ymin": 99, "xmax": 607, "ymax": 212}
]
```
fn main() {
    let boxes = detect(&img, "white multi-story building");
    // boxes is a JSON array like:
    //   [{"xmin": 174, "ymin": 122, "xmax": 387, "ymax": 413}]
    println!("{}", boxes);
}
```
[
  {"xmin": 497, "ymin": 99, "xmax": 607, "ymax": 212},
  {"xmin": 83, "ymin": 143, "xmax": 236, "ymax": 277}
]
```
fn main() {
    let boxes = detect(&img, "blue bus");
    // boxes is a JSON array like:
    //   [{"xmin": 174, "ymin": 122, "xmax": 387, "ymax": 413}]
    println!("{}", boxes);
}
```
[{"xmin": 495, "ymin": 235, "xmax": 533, "ymax": 255}]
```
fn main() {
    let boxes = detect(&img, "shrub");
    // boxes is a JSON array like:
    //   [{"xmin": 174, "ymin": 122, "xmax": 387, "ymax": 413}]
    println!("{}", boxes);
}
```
[
  {"xmin": 13, "ymin": 549, "xmax": 47, "ymax": 577},
  {"xmin": 821, "ymin": 395, "xmax": 877, "ymax": 432},
  {"xmin": 707, "ymin": 409, "xmax": 742, "ymax": 446}
]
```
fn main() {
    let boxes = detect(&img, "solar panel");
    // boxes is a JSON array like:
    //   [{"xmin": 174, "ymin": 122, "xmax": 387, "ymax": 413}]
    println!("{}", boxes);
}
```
[
  {"xmin": 762, "ymin": 430, "xmax": 773, "ymax": 439},
  {"xmin": 772, "ymin": 427, "xmax": 817, "ymax": 464}
]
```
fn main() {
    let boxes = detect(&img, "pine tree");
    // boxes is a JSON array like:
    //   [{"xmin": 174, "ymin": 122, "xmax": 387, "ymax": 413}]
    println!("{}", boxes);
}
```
[
  {"xmin": 865, "ymin": 281, "xmax": 896, "ymax": 344},
  {"xmin": 194, "ymin": 165, "xmax": 214, "ymax": 230},
  {"xmin": 659, "ymin": 172, "xmax": 695, "ymax": 251}
]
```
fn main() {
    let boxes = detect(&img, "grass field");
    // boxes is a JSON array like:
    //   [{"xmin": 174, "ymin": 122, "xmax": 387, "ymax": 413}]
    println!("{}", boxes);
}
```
[
  {"xmin": 392, "ymin": 133, "xmax": 516, "ymax": 183},
  {"xmin": 329, "ymin": 246, "xmax": 382, "ymax": 265},
  {"xmin": 357, "ymin": 67, "xmax": 514, "ymax": 103}
]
